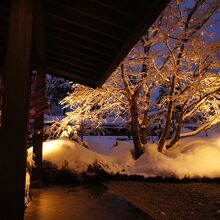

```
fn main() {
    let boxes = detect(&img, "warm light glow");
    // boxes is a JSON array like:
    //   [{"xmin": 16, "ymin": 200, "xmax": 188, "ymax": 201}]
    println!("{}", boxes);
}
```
[
  {"xmin": 43, "ymin": 140, "xmax": 62, "ymax": 156},
  {"xmin": 25, "ymin": 147, "xmax": 34, "ymax": 206},
  {"xmin": 217, "ymin": 138, "xmax": 220, "ymax": 147}
]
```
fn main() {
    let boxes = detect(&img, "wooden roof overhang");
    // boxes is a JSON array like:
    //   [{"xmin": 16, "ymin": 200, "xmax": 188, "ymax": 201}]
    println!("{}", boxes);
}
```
[{"xmin": 0, "ymin": 0, "xmax": 169, "ymax": 87}]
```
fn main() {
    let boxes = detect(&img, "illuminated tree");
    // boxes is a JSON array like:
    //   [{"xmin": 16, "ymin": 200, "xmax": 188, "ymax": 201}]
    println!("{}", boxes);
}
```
[
  {"xmin": 59, "ymin": 28, "xmax": 165, "ymax": 159},
  {"xmin": 156, "ymin": 0, "xmax": 220, "ymax": 151},
  {"xmin": 58, "ymin": 0, "xmax": 220, "ymax": 158}
]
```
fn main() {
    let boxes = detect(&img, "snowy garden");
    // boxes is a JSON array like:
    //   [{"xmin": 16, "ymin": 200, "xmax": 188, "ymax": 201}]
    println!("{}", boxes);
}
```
[
  {"xmin": 1, "ymin": 0, "xmax": 220, "ymax": 219},
  {"xmin": 31, "ymin": 0, "xmax": 220, "ymax": 183},
  {"xmin": 42, "ymin": 129, "xmax": 220, "ymax": 179}
]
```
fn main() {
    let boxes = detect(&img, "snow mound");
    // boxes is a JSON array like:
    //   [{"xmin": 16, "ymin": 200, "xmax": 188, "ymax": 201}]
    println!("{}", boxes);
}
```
[
  {"xmin": 128, "ymin": 136, "xmax": 220, "ymax": 178},
  {"xmin": 43, "ymin": 136, "xmax": 220, "ymax": 179},
  {"xmin": 109, "ymin": 141, "xmax": 134, "ymax": 167},
  {"xmin": 43, "ymin": 138, "xmax": 128, "ymax": 173},
  {"xmin": 43, "ymin": 138, "xmax": 106, "ymax": 172}
]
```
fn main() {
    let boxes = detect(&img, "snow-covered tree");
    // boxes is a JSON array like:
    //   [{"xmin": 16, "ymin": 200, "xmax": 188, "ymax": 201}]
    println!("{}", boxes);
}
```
[
  {"xmin": 59, "ymin": 29, "xmax": 165, "ymax": 158},
  {"xmin": 46, "ymin": 74, "xmax": 72, "ymax": 114},
  {"xmin": 157, "ymin": 0, "xmax": 220, "ymax": 151},
  {"xmin": 55, "ymin": 0, "xmax": 220, "ymax": 158}
]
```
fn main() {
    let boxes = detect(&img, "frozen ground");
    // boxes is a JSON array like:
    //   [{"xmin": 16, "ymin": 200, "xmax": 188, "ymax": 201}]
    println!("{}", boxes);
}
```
[
  {"xmin": 105, "ymin": 181, "xmax": 220, "ymax": 220},
  {"xmin": 42, "ymin": 123, "xmax": 220, "ymax": 179}
]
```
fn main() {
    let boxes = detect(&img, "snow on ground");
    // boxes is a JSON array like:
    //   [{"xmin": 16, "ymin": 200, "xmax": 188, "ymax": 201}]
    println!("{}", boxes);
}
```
[
  {"xmin": 43, "ymin": 137, "xmax": 133, "ymax": 173},
  {"xmin": 42, "ymin": 125, "xmax": 220, "ymax": 178},
  {"xmin": 43, "ymin": 138, "xmax": 111, "ymax": 172},
  {"xmin": 82, "ymin": 136, "xmax": 118, "ymax": 155},
  {"xmin": 128, "ymin": 137, "xmax": 220, "ymax": 178}
]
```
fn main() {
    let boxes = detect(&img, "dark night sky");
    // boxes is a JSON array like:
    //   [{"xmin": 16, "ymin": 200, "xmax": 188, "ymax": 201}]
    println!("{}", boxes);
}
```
[{"xmin": 185, "ymin": 0, "xmax": 220, "ymax": 41}]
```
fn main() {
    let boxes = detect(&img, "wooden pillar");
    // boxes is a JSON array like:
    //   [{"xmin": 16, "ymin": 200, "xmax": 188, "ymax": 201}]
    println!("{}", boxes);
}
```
[
  {"xmin": 0, "ymin": 0, "xmax": 34, "ymax": 219},
  {"xmin": 32, "ymin": 69, "xmax": 46, "ymax": 188},
  {"xmin": 31, "ymin": 0, "xmax": 46, "ymax": 188},
  {"xmin": 0, "ymin": 70, "xmax": 3, "ymax": 115}
]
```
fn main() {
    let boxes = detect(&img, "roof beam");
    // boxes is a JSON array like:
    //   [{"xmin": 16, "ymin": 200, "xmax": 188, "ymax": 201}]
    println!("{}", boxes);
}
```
[
  {"xmin": 45, "ymin": 12, "xmax": 124, "ymax": 42},
  {"xmin": 88, "ymin": 0, "xmax": 136, "ymax": 19},
  {"xmin": 47, "ymin": 0, "xmax": 132, "ymax": 32},
  {"xmin": 45, "ymin": 13, "xmax": 123, "ymax": 47},
  {"xmin": 46, "ymin": 49, "xmax": 105, "ymax": 71},
  {"xmin": 45, "ymin": 24, "xmax": 119, "ymax": 51},
  {"xmin": 46, "ymin": 36, "xmax": 114, "ymax": 60},
  {"xmin": 47, "ymin": 66, "xmax": 97, "ymax": 87},
  {"xmin": 46, "ymin": 43, "xmax": 109, "ymax": 65},
  {"xmin": 46, "ymin": 28, "xmax": 116, "ymax": 57},
  {"xmin": 46, "ymin": 57, "xmax": 101, "ymax": 77},
  {"xmin": 47, "ymin": 62, "xmax": 99, "ymax": 80}
]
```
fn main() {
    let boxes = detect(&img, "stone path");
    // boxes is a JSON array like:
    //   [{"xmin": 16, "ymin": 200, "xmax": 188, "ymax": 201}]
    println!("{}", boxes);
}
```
[
  {"xmin": 105, "ymin": 181, "xmax": 220, "ymax": 220},
  {"xmin": 24, "ymin": 184, "xmax": 152, "ymax": 220}
]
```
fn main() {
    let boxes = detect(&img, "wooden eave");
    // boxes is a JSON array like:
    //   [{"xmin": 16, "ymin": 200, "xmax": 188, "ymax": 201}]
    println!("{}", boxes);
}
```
[{"xmin": 0, "ymin": 0, "xmax": 170, "ymax": 88}]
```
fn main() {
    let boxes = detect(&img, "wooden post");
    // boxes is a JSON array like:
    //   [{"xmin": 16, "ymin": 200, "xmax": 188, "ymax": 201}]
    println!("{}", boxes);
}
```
[
  {"xmin": 31, "ymin": 69, "xmax": 46, "ymax": 188},
  {"xmin": 31, "ymin": 0, "xmax": 46, "ymax": 188},
  {"xmin": 0, "ymin": 0, "xmax": 34, "ymax": 219},
  {"xmin": 0, "ymin": 70, "xmax": 3, "ymax": 117}
]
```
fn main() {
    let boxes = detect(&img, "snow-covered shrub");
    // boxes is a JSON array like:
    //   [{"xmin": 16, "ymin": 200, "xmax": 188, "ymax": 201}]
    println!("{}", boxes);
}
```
[{"xmin": 42, "ymin": 159, "xmax": 113, "ymax": 184}]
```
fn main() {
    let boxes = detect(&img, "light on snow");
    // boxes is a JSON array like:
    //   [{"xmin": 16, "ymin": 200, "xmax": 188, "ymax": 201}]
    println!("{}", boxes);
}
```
[{"xmin": 41, "ymin": 133, "xmax": 220, "ymax": 179}]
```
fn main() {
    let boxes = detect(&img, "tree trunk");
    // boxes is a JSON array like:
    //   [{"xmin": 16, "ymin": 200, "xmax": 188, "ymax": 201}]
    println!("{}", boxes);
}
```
[
  {"xmin": 157, "ymin": 106, "xmax": 173, "ymax": 152},
  {"xmin": 166, "ymin": 111, "xmax": 184, "ymax": 149},
  {"xmin": 140, "ymin": 36, "xmax": 150, "ymax": 145},
  {"xmin": 130, "ymin": 96, "xmax": 144, "ymax": 159},
  {"xmin": 121, "ymin": 63, "xmax": 144, "ymax": 159},
  {"xmin": 140, "ymin": 112, "xmax": 148, "ymax": 144},
  {"xmin": 158, "ymin": 74, "xmax": 177, "ymax": 152},
  {"xmin": 140, "ymin": 127, "xmax": 148, "ymax": 145}
]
